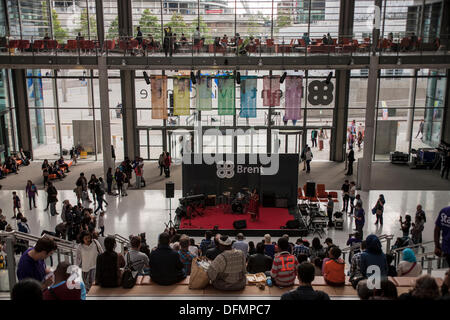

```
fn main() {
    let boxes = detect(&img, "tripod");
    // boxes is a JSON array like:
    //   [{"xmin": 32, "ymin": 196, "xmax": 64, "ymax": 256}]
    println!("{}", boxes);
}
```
[{"xmin": 166, "ymin": 198, "xmax": 175, "ymax": 229}]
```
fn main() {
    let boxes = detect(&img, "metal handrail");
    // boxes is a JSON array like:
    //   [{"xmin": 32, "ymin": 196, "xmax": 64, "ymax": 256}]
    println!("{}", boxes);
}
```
[
  {"xmin": 0, "ymin": 230, "xmax": 76, "ymax": 251},
  {"xmin": 341, "ymin": 234, "xmax": 394, "ymax": 262}
]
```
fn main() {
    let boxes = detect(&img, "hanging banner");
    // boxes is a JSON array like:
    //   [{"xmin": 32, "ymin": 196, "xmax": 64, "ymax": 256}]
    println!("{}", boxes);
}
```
[
  {"xmin": 262, "ymin": 75, "xmax": 281, "ymax": 106},
  {"xmin": 240, "ymin": 76, "xmax": 257, "ymax": 118},
  {"xmin": 196, "ymin": 76, "xmax": 212, "ymax": 110},
  {"xmin": 218, "ymin": 77, "xmax": 235, "ymax": 115},
  {"xmin": 151, "ymin": 75, "xmax": 168, "ymax": 119},
  {"xmin": 173, "ymin": 76, "xmax": 190, "ymax": 116},
  {"xmin": 284, "ymin": 76, "xmax": 303, "ymax": 121}
]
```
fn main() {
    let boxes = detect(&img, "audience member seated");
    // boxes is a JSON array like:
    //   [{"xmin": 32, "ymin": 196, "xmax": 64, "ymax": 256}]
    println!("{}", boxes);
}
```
[
  {"xmin": 149, "ymin": 232, "xmax": 186, "ymax": 285},
  {"xmin": 293, "ymin": 238, "xmax": 310, "ymax": 258},
  {"xmin": 360, "ymin": 234, "xmax": 388, "ymax": 279},
  {"xmin": 58, "ymin": 156, "xmax": 70, "ymax": 172},
  {"xmin": 247, "ymin": 242, "xmax": 273, "ymax": 274},
  {"xmin": 125, "ymin": 235, "xmax": 150, "ymax": 276},
  {"xmin": 323, "ymin": 246, "xmax": 345, "ymax": 286},
  {"xmin": 10, "ymin": 279, "xmax": 43, "ymax": 301},
  {"xmin": 270, "ymin": 237, "xmax": 299, "ymax": 287},
  {"xmin": 386, "ymin": 253, "xmax": 398, "ymax": 277},
  {"xmin": 232, "ymin": 233, "xmax": 249, "ymax": 257},
  {"xmin": 18, "ymin": 148, "xmax": 30, "ymax": 166},
  {"xmin": 95, "ymin": 236, "xmax": 125, "ymax": 288},
  {"xmin": 16, "ymin": 237, "xmax": 58, "ymax": 289},
  {"xmin": 207, "ymin": 235, "xmax": 246, "ymax": 291},
  {"xmin": 281, "ymin": 262, "xmax": 330, "ymax": 300},
  {"xmin": 349, "ymin": 240, "xmax": 367, "ymax": 287},
  {"xmin": 43, "ymin": 261, "xmax": 86, "ymax": 300},
  {"xmin": 178, "ymin": 235, "xmax": 196, "ymax": 276},
  {"xmin": 206, "ymin": 233, "xmax": 223, "ymax": 260},
  {"xmin": 200, "ymin": 231, "xmax": 215, "ymax": 256},
  {"xmin": 309, "ymin": 237, "xmax": 325, "ymax": 259},
  {"xmin": 313, "ymin": 257, "xmax": 323, "ymax": 276},
  {"xmin": 357, "ymin": 279, "xmax": 398, "ymax": 300},
  {"xmin": 397, "ymin": 248, "xmax": 422, "ymax": 277},
  {"xmin": 398, "ymin": 275, "xmax": 441, "ymax": 300},
  {"xmin": 263, "ymin": 234, "xmax": 275, "ymax": 259}
]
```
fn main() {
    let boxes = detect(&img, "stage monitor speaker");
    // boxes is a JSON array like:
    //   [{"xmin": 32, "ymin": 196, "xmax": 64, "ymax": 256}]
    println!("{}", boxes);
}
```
[
  {"xmin": 286, "ymin": 220, "xmax": 300, "ymax": 229},
  {"xmin": 233, "ymin": 220, "xmax": 247, "ymax": 229},
  {"xmin": 305, "ymin": 182, "xmax": 316, "ymax": 198},
  {"xmin": 166, "ymin": 182, "xmax": 175, "ymax": 198}
]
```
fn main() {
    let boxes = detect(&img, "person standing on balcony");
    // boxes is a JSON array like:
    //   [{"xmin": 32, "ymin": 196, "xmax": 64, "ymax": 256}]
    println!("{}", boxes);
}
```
[
  {"xmin": 163, "ymin": 27, "xmax": 173, "ymax": 57},
  {"xmin": 193, "ymin": 27, "xmax": 201, "ymax": 53}
]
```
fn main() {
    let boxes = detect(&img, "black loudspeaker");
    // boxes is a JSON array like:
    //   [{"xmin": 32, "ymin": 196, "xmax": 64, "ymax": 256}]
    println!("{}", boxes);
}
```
[
  {"xmin": 305, "ymin": 182, "xmax": 316, "ymax": 198},
  {"xmin": 286, "ymin": 220, "xmax": 300, "ymax": 229},
  {"xmin": 233, "ymin": 220, "xmax": 247, "ymax": 229},
  {"xmin": 165, "ymin": 182, "xmax": 174, "ymax": 198}
]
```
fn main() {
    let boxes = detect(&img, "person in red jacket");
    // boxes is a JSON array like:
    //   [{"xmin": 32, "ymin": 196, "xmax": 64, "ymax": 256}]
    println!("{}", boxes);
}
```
[{"xmin": 164, "ymin": 151, "xmax": 172, "ymax": 178}]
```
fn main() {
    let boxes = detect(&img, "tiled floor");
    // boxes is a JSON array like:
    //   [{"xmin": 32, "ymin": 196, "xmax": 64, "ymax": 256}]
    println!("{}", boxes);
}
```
[{"xmin": 1, "ymin": 189, "xmax": 449, "ymax": 250}]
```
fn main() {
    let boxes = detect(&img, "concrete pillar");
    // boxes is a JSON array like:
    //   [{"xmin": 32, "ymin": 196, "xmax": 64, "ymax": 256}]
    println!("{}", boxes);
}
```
[
  {"xmin": 440, "ymin": 69, "xmax": 450, "ymax": 144},
  {"xmin": 405, "ymin": 71, "xmax": 418, "ymax": 143},
  {"xmin": 331, "ymin": 70, "xmax": 350, "ymax": 161},
  {"xmin": 11, "ymin": 69, "xmax": 33, "ymax": 157},
  {"xmin": 121, "ymin": 70, "xmax": 138, "ymax": 159},
  {"xmin": 117, "ymin": 0, "xmax": 133, "ymax": 38},
  {"xmin": 439, "ymin": 0, "xmax": 449, "ymax": 49},
  {"xmin": 98, "ymin": 57, "xmax": 113, "ymax": 178},
  {"xmin": 95, "ymin": 0, "xmax": 105, "ymax": 49},
  {"xmin": 360, "ymin": 55, "xmax": 379, "ymax": 191}
]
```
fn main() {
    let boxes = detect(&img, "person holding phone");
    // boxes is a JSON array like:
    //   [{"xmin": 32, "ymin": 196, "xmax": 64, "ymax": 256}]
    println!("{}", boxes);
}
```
[{"xmin": 17, "ymin": 237, "xmax": 58, "ymax": 289}]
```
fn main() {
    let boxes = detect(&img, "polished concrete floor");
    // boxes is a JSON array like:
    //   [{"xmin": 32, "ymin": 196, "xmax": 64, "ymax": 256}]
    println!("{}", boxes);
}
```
[{"xmin": 1, "ymin": 188, "xmax": 449, "ymax": 250}]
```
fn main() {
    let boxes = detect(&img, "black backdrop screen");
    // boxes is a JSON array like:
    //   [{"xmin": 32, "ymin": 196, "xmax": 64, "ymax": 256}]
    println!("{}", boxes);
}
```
[{"xmin": 182, "ymin": 154, "xmax": 299, "ymax": 207}]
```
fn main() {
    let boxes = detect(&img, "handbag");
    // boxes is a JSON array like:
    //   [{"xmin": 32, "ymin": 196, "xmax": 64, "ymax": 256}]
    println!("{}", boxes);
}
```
[
  {"xmin": 121, "ymin": 253, "xmax": 137, "ymax": 289},
  {"xmin": 189, "ymin": 257, "xmax": 210, "ymax": 289},
  {"xmin": 371, "ymin": 207, "xmax": 377, "ymax": 215}
]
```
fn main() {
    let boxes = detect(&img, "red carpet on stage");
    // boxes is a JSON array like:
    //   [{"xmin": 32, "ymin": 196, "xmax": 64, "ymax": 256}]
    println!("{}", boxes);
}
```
[{"xmin": 179, "ymin": 206, "xmax": 292, "ymax": 230}]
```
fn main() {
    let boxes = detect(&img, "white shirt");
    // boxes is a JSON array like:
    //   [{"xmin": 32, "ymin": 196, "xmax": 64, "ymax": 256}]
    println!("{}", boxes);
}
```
[
  {"xmin": 305, "ymin": 151, "xmax": 313, "ymax": 161},
  {"xmin": 76, "ymin": 239, "xmax": 103, "ymax": 272},
  {"xmin": 397, "ymin": 261, "xmax": 422, "ymax": 277},
  {"xmin": 349, "ymin": 186, "xmax": 356, "ymax": 197},
  {"xmin": 189, "ymin": 245, "xmax": 199, "ymax": 256}
]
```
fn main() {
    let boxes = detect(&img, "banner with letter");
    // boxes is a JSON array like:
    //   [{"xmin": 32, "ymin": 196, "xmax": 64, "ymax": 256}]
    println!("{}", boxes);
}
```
[
  {"xmin": 262, "ymin": 75, "xmax": 281, "ymax": 107},
  {"xmin": 284, "ymin": 76, "xmax": 302, "ymax": 121},
  {"xmin": 173, "ymin": 76, "xmax": 190, "ymax": 116},
  {"xmin": 218, "ymin": 77, "xmax": 235, "ymax": 115},
  {"xmin": 151, "ymin": 75, "xmax": 168, "ymax": 119},
  {"xmin": 240, "ymin": 76, "xmax": 257, "ymax": 118},
  {"xmin": 196, "ymin": 76, "xmax": 212, "ymax": 110}
]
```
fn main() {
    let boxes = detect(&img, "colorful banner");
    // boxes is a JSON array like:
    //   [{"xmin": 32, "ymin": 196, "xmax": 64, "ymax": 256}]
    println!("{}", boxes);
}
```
[
  {"xmin": 151, "ymin": 75, "xmax": 168, "ymax": 119},
  {"xmin": 196, "ymin": 76, "xmax": 212, "ymax": 110},
  {"xmin": 173, "ymin": 76, "xmax": 190, "ymax": 116},
  {"xmin": 284, "ymin": 76, "xmax": 303, "ymax": 121},
  {"xmin": 262, "ymin": 75, "xmax": 281, "ymax": 107},
  {"xmin": 218, "ymin": 77, "xmax": 235, "ymax": 115},
  {"xmin": 240, "ymin": 76, "xmax": 257, "ymax": 118}
]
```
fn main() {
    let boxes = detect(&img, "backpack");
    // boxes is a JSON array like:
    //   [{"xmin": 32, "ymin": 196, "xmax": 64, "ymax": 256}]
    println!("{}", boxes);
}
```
[{"xmin": 121, "ymin": 253, "xmax": 138, "ymax": 289}]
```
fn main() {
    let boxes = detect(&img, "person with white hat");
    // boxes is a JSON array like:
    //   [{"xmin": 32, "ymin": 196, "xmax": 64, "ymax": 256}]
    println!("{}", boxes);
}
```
[{"xmin": 207, "ymin": 235, "xmax": 246, "ymax": 291}]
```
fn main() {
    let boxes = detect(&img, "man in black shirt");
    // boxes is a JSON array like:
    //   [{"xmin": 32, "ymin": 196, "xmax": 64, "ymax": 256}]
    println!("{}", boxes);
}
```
[
  {"xmin": 346, "ymin": 146, "xmax": 355, "ymax": 176},
  {"xmin": 341, "ymin": 180, "xmax": 350, "ymax": 212},
  {"xmin": 281, "ymin": 262, "xmax": 330, "ymax": 300},
  {"xmin": 247, "ymin": 242, "xmax": 273, "ymax": 274}
]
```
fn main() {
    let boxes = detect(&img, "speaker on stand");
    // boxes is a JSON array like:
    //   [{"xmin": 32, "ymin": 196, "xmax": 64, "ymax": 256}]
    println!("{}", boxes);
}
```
[{"xmin": 166, "ymin": 182, "xmax": 175, "ymax": 229}]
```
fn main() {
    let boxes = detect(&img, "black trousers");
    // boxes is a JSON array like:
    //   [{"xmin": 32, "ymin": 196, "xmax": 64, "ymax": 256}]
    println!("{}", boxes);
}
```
[
  {"xmin": 28, "ymin": 196, "xmax": 36, "ymax": 209},
  {"xmin": 441, "ymin": 165, "xmax": 449, "ymax": 179},
  {"xmin": 347, "ymin": 161, "xmax": 354, "ymax": 175},
  {"xmin": 343, "ymin": 195, "xmax": 349, "ymax": 212}
]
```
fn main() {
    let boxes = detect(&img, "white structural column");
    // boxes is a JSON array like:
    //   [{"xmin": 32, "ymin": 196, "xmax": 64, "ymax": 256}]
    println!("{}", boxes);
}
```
[
  {"xmin": 360, "ymin": 55, "xmax": 379, "ymax": 191},
  {"xmin": 98, "ymin": 56, "xmax": 113, "ymax": 178}
]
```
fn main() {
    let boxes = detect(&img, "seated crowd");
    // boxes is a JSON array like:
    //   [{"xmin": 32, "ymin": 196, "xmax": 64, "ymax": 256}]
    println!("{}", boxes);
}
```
[
  {"xmin": 0, "ymin": 148, "xmax": 30, "ymax": 178},
  {"xmin": 8, "ymin": 228, "xmax": 450, "ymax": 301}
]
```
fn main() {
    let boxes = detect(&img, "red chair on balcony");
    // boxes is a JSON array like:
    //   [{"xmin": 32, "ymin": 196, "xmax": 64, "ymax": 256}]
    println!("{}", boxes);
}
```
[
  {"xmin": 18, "ymin": 40, "xmax": 30, "ymax": 51},
  {"xmin": 316, "ymin": 184, "xmax": 328, "ymax": 202},
  {"xmin": 328, "ymin": 191, "xmax": 339, "ymax": 202},
  {"xmin": 33, "ymin": 40, "xmax": 44, "ymax": 52},
  {"xmin": 103, "ymin": 40, "xmax": 115, "ymax": 51},
  {"xmin": 46, "ymin": 40, "xmax": 59, "ymax": 51},
  {"xmin": 66, "ymin": 40, "xmax": 78, "ymax": 51},
  {"xmin": 8, "ymin": 40, "xmax": 20, "ymax": 49}
]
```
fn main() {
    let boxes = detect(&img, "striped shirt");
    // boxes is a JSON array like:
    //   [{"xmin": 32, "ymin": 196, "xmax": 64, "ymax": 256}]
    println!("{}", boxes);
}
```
[{"xmin": 271, "ymin": 251, "xmax": 299, "ymax": 287}]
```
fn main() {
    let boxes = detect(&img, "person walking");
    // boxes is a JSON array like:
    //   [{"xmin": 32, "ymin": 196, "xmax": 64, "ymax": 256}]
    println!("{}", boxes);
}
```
[
  {"xmin": 354, "ymin": 202, "xmax": 365, "ymax": 239},
  {"xmin": 311, "ymin": 130, "xmax": 318, "ymax": 148},
  {"xmin": 305, "ymin": 147, "xmax": 313, "ymax": 173},
  {"xmin": 411, "ymin": 204, "xmax": 426, "ymax": 244},
  {"xmin": 373, "ymin": 194, "xmax": 386, "ymax": 225},
  {"xmin": 349, "ymin": 181, "xmax": 356, "ymax": 215},
  {"xmin": 88, "ymin": 175, "xmax": 98, "ymax": 205},
  {"xmin": 106, "ymin": 167, "xmax": 115, "ymax": 196},
  {"xmin": 301, "ymin": 144, "xmax": 308, "ymax": 171},
  {"xmin": 94, "ymin": 178, "xmax": 107, "ymax": 215},
  {"xmin": 318, "ymin": 129, "xmax": 325, "ymax": 151},
  {"xmin": 75, "ymin": 173, "xmax": 89, "ymax": 205},
  {"xmin": 158, "ymin": 152, "xmax": 166, "ymax": 176},
  {"xmin": 12, "ymin": 192, "xmax": 22, "ymax": 218},
  {"xmin": 415, "ymin": 120, "xmax": 424, "ymax": 139},
  {"xmin": 25, "ymin": 180, "xmax": 38, "ymax": 210},
  {"xmin": 341, "ymin": 180, "xmax": 350, "ymax": 213},
  {"xmin": 346, "ymin": 146, "xmax": 355, "ymax": 176},
  {"xmin": 114, "ymin": 168, "xmax": 124, "ymax": 197},
  {"xmin": 134, "ymin": 163, "xmax": 143, "ymax": 189},
  {"xmin": 47, "ymin": 182, "xmax": 59, "ymax": 216}
]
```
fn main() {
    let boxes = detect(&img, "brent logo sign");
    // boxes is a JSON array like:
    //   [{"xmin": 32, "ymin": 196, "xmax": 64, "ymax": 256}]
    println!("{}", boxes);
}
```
[
  {"xmin": 216, "ymin": 162, "xmax": 262, "ymax": 179},
  {"xmin": 216, "ymin": 162, "xmax": 235, "ymax": 179}
]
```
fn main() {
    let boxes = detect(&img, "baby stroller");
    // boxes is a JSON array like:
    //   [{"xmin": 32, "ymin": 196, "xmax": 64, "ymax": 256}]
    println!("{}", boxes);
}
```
[{"xmin": 333, "ymin": 211, "xmax": 344, "ymax": 230}]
